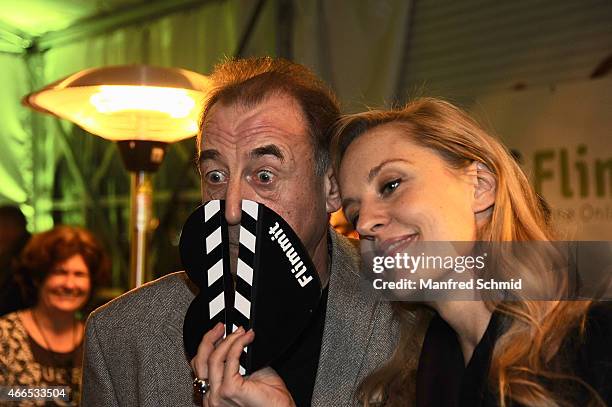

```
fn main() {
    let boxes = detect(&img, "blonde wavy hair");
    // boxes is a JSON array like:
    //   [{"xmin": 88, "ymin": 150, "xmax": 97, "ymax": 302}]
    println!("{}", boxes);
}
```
[{"xmin": 331, "ymin": 98, "xmax": 601, "ymax": 407}]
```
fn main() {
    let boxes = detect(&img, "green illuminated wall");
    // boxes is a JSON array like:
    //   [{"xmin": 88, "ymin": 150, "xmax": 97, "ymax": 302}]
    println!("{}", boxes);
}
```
[
  {"xmin": 0, "ymin": 0, "xmax": 280, "ymax": 288},
  {"xmin": 1, "ymin": 0, "xmax": 609, "ymax": 289}
]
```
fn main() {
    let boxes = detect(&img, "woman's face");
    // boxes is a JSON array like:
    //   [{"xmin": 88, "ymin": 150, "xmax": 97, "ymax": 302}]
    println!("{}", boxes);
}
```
[
  {"xmin": 39, "ymin": 254, "xmax": 91, "ymax": 314},
  {"xmin": 339, "ymin": 124, "xmax": 479, "ymax": 255}
]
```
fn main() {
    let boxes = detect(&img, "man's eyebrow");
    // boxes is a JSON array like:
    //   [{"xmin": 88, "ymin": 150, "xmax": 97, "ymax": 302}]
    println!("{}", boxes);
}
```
[
  {"xmin": 367, "ymin": 159, "xmax": 413, "ymax": 182},
  {"xmin": 198, "ymin": 149, "xmax": 220, "ymax": 164},
  {"xmin": 249, "ymin": 144, "xmax": 285, "ymax": 162}
]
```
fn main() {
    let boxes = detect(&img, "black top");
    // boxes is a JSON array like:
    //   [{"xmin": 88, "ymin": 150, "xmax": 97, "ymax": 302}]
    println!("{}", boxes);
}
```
[
  {"xmin": 273, "ymin": 285, "xmax": 329, "ymax": 407},
  {"xmin": 416, "ymin": 303, "xmax": 612, "ymax": 407},
  {"xmin": 28, "ymin": 335, "xmax": 83, "ymax": 388}
]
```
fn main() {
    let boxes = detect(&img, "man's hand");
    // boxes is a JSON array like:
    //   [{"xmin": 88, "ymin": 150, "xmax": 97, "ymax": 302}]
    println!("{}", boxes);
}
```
[{"xmin": 191, "ymin": 323, "xmax": 296, "ymax": 407}]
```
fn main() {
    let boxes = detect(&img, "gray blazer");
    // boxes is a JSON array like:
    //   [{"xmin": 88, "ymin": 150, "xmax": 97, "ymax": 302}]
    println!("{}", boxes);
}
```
[{"xmin": 81, "ymin": 231, "xmax": 399, "ymax": 406}]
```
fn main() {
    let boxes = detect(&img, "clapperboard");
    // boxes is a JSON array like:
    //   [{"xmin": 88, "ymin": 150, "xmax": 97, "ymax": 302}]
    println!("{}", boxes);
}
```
[{"xmin": 181, "ymin": 199, "xmax": 322, "ymax": 375}]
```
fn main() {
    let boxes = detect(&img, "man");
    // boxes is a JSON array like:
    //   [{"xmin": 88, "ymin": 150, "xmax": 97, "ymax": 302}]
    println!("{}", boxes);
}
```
[
  {"xmin": 82, "ymin": 57, "xmax": 399, "ymax": 407},
  {"xmin": 0, "ymin": 205, "xmax": 30, "ymax": 316}
]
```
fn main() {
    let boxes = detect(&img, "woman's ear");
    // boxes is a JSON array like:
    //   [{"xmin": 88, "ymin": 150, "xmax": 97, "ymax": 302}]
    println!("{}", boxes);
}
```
[
  {"xmin": 473, "ymin": 162, "xmax": 496, "ymax": 216},
  {"xmin": 324, "ymin": 167, "xmax": 341, "ymax": 213}
]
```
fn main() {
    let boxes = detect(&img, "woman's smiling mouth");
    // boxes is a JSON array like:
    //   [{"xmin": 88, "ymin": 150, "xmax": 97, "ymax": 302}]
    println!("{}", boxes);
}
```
[{"xmin": 378, "ymin": 233, "xmax": 419, "ymax": 257}]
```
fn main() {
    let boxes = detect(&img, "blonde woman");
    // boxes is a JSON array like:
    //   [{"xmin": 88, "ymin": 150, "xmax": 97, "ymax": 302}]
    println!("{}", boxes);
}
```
[{"xmin": 331, "ymin": 98, "xmax": 611, "ymax": 407}]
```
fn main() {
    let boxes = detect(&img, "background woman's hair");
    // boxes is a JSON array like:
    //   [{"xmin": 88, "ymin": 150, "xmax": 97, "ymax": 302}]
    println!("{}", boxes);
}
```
[
  {"xmin": 15, "ymin": 225, "xmax": 110, "ymax": 312},
  {"xmin": 331, "ymin": 98, "xmax": 599, "ymax": 407}
]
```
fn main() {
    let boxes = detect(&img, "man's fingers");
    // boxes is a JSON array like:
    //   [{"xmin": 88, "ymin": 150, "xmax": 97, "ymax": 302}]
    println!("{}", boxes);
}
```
[
  {"xmin": 208, "ymin": 326, "xmax": 246, "ymax": 396},
  {"xmin": 191, "ymin": 322, "xmax": 224, "ymax": 378},
  {"xmin": 223, "ymin": 329, "xmax": 255, "ymax": 383}
]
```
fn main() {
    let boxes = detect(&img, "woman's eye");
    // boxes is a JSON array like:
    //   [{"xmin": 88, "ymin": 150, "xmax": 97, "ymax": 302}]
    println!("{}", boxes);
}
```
[
  {"xmin": 206, "ymin": 170, "xmax": 226, "ymax": 184},
  {"xmin": 381, "ymin": 179, "xmax": 401, "ymax": 195},
  {"xmin": 256, "ymin": 170, "xmax": 274, "ymax": 184}
]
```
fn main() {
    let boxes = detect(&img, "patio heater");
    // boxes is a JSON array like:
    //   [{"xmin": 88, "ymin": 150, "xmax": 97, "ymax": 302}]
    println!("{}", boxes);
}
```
[{"xmin": 23, "ymin": 65, "xmax": 210, "ymax": 288}]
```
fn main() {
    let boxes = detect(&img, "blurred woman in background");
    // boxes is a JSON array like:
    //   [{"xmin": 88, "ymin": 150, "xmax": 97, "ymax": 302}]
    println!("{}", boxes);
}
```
[{"xmin": 0, "ymin": 225, "xmax": 108, "ymax": 406}]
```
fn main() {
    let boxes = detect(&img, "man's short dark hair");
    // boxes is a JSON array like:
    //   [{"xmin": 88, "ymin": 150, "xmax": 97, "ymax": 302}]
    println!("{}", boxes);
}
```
[
  {"xmin": 198, "ymin": 57, "xmax": 340, "ymax": 176},
  {"xmin": 0, "ymin": 205, "xmax": 27, "ymax": 231}
]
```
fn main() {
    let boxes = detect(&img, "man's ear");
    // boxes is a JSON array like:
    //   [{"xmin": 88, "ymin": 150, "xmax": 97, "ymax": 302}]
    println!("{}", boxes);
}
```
[
  {"xmin": 324, "ymin": 167, "xmax": 341, "ymax": 213},
  {"xmin": 473, "ymin": 162, "xmax": 496, "ymax": 216}
]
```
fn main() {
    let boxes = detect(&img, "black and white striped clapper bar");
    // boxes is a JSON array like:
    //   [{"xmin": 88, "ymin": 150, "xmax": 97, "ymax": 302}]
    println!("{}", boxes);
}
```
[
  {"xmin": 181, "ymin": 199, "xmax": 322, "ymax": 375},
  {"xmin": 182, "ymin": 200, "xmax": 234, "ymax": 359},
  {"xmin": 233, "ymin": 200, "xmax": 258, "ymax": 375}
]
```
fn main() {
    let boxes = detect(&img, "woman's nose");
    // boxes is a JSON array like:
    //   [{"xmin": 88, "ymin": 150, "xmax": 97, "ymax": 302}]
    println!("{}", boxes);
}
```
[
  {"xmin": 62, "ymin": 274, "xmax": 78, "ymax": 289},
  {"xmin": 356, "ymin": 201, "xmax": 389, "ymax": 238}
]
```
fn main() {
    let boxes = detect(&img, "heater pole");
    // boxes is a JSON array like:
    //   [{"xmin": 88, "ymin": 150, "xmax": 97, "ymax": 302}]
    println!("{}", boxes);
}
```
[{"xmin": 129, "ymin": 170, "xmax": 153, "ymax": 288}]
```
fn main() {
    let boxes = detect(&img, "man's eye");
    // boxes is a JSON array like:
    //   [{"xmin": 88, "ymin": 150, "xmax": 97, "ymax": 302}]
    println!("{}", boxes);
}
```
[
  {"xmin": 256, "ymin": 170, "xmax": 274, "ymax": 184},
  {"xmin": 206, "ymin": 171, "xmax": 226, "ymax": 184},
  {"xmin": 381, "ymin": 179, "xmax": 400, "ymax": 196}
]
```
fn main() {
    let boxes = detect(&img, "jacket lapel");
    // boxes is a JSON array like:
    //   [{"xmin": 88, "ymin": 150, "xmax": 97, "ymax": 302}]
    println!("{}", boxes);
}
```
[{"xmin": 312, "ymin": 231, "xmax": 395, "ymax": 406}]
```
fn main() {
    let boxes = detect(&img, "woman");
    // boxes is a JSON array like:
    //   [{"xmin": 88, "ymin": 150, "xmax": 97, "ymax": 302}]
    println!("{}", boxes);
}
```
[
  {"xmin": 0, "ymin": 225, "xmax": 108, "ymax": 406},
  {"xmin": 331, "ymin": 98, "xmax": 611, "ymax": 406}
]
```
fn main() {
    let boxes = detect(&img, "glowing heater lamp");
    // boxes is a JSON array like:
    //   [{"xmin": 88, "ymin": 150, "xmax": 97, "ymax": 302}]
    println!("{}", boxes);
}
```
[{"xmin": 23, "ymin": 65, "xmax": 210, "ymax": 288}]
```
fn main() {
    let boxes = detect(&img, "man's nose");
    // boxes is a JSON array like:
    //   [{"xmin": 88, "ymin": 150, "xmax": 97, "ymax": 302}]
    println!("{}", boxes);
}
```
[{"xmin": 224, "ymin": 179, "xmax": 244, "ymax": 226}]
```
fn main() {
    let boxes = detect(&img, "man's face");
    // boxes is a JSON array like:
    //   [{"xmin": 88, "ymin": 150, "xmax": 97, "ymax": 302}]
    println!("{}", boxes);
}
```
[{"xmin": 198, "ymin": 94, "xmax": 337, "ymax": 276}]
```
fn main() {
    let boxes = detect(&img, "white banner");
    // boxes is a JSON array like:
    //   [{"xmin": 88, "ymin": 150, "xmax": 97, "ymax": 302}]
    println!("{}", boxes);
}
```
[{"xmin": 473, "ymin": 78, "xmax": 612, "ymax": 240}]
